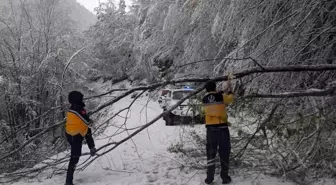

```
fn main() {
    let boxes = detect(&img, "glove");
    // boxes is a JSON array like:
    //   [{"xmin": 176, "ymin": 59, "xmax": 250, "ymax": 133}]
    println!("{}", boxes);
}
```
[
  {"xmin": 88, "ymin": 119, "xmax": 94, "ymax": 126},
  {"xmin": 90, "ymin": 147, "xmax": 97, "ymax": 156},
  {"xmin": 228, "ymin": 73, "xmax": 235, "ymax": 80}
]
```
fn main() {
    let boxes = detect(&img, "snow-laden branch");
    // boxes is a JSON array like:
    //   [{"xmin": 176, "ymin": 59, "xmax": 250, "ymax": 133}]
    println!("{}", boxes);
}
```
[
  {"xmin": 60, "ymin": 47, "xmax": 87, "ymax": 89},
  {"xmin": 0, "ymin": 121, "xmax": 64, "ymax": 162},
  {"xmin": 85, "ymin": 88, "xmax": 128, "ymax": 100},
  {"xmin": 89, "ymin": 64, "xmax": 336, "ymax": 114},
  {"xmin": 0, "ymin": 106, "xmax": 62, "ymax": 146},
  {"xmin": 233, "ymin": 104, "xmax": 280, "ymax": 159},
  {"xmin": 245, "ymin": 86, "xmax": 336, "ymax": 98},
  {"xmin": 175, "ymin": 57, "xmax": 265, "ymax": 70}
]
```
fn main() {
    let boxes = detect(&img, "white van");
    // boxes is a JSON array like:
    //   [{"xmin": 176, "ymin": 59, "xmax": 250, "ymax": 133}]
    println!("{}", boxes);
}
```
[{"xmin": 158, "ymin": 87, "xmax": 202, "ymax": 125}]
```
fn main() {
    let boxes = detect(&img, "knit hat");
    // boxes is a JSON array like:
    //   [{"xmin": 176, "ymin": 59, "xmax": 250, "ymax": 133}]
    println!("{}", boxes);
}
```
[{"xmin": 68, "ymin": 91, "xmax": 85, "ymax": 107}]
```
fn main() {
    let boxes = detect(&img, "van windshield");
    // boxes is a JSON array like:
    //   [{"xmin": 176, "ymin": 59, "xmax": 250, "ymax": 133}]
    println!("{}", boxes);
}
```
[{"xmin": 172, "ymin": 90, "xmax": 193, "ymax": 100}]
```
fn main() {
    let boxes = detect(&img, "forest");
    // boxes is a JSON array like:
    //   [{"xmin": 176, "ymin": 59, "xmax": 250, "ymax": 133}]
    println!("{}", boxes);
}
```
[{"xmin": 0, "ymin": 0, "xmax": 335, "ymax": 184}]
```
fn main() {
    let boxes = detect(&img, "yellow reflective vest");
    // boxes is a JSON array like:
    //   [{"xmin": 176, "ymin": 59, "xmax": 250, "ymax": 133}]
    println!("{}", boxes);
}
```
[
  {"xmin": 65, "ymin": 110, "xmax": 89, "ymax": 137},
  {"xmin": 202, "ymin": 91, "xmax": 234, "ymax": 127}
]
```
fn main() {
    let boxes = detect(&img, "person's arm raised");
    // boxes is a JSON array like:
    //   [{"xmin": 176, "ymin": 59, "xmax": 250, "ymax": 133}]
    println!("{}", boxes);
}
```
[{"xmin": 223, "ymin": 73, "xmax": 235, "ymax": 104}]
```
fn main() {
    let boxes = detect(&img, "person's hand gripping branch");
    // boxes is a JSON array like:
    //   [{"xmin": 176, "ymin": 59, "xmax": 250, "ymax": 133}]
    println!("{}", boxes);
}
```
[{"xmin": 224, "ymin": 72, "xmax": 235, "ymax": 94}]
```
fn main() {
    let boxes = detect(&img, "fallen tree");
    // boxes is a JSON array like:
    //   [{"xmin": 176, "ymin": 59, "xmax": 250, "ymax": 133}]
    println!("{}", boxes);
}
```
[
  {"xmin": 1, "ymin": 63, "xmax": 336, "ymax": 182},
  {"xmin": 89, "ymin": 64, "xmax": 336, "ymax": 114}
]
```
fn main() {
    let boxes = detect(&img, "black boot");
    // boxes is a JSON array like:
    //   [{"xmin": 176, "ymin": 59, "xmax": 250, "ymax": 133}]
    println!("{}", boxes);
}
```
[
  {"xmin": 204, "ymin": 178, "xmax": 214, "ymax": 184},
  {"xmin": 65, "ymin": 170, "xmax": 74, "ymax": 185},
  {"xmin": 222, "ymin": 175, "xmax": 232, "ymax": 184}
]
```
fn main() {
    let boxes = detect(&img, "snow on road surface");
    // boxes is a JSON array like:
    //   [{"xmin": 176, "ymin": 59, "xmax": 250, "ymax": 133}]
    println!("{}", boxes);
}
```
[{"xmin": 9, "ymin": 93, "xmax": 335, "ymax": 185}]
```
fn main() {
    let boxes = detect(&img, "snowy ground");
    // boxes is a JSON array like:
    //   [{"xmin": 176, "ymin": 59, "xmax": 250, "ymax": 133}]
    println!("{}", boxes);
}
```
[{"xmin": 8, "ymin": 82, "xmax": 336, "ymax": 185}]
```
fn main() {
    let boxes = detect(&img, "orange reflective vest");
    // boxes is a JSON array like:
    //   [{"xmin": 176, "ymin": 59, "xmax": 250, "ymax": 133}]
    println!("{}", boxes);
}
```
[
  {"xmin": 65, "ymin": 110, "xmax": 89, "ymax": 137},
  {"xmin": 202, "ymin": 91, "xmax": 234, "ymax": 126}
]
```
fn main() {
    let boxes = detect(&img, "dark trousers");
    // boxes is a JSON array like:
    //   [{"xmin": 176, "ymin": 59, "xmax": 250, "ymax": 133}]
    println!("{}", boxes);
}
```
[
  {"xmin": 65, "ymin": 128, "xmax": 95, "ymax": 184},
  {"xmin": 206, "ymin": 127, "xmax": 231, "ymax": 181}
]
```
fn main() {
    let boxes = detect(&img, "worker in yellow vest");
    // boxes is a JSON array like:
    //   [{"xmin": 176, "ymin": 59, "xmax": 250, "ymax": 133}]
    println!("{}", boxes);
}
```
[
  {"xmin": 202, "ymin": 76, "xmax": 234, "ymax": 184},
  {"xmin": 65, "ymin": 91, "xmax": 96, "ymax": 185}
]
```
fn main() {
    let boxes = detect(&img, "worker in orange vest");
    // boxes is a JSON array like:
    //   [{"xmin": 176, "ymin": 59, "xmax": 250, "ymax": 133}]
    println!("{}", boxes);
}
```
[
  {"xmin": 202, "ymin": 75, "xmax": 234, "ymax": 184},
  {"xmin": 65, "ymin": 91, "xmax": 96, "ymax": 185}
]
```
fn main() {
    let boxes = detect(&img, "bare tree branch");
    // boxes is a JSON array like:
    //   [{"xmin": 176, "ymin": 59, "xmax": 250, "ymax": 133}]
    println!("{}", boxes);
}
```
[{"xmin": 245, "ymin": 86, "xmax": 336, "ymax": 98}]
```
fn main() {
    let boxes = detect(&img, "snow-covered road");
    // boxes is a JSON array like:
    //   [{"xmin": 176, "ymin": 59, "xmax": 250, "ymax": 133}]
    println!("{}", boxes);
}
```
[
  {"xmin": 11, "ymin": 96, "xmax": 211, "ymax": 185},
  {"xmin": 9, "ymin": 87, "xmax": 335, "ymax": 185}
]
